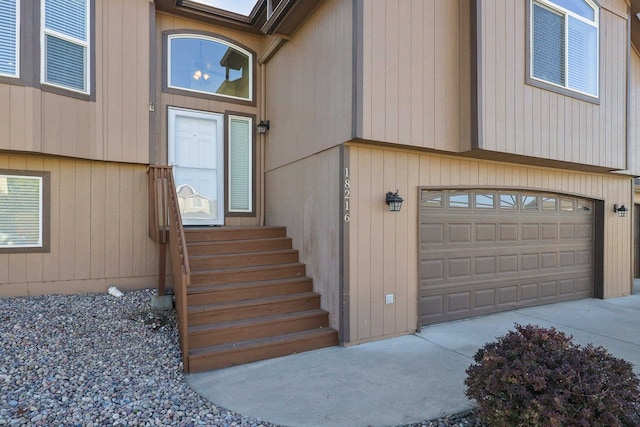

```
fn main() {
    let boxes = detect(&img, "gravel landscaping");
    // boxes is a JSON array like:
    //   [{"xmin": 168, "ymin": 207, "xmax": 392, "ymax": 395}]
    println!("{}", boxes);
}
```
[{"xmin": 0, "ymin": 289, "xmax": 481, "ymax": 427}]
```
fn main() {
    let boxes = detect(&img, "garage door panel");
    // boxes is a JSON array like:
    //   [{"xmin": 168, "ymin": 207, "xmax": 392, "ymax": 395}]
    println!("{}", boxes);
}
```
[{"xmin": 419, "ymin": 190, "xmax": 594, "ymax": 326}]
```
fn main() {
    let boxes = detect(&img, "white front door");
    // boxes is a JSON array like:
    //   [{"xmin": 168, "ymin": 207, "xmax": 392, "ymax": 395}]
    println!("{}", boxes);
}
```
[{"xmin": 168, "ymin": 107, "xmax": 224, "ymax": 226}]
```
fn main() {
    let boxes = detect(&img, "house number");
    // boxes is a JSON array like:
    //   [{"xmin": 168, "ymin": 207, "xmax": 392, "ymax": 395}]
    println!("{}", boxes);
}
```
[{"xmin": 344, "ymin": 168, "xmax": 351, "ymax": 223}]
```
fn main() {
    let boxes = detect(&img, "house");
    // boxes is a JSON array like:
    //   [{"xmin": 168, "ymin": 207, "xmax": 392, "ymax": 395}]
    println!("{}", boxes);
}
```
[{"xmin": 1, "ymin": 0, "xmax": 639, "ymax": 372}]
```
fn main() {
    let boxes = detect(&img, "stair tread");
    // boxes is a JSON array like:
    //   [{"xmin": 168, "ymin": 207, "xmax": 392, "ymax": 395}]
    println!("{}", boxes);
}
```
[
  {"xmin": 190, "ymin": 262, "xmax": 305, "ymax": 275},
  {"xmin": 190, "ymin": 249, "xmax": 297, "ymax": 260},
  {"xmin": 187, "ymin": 236, "xmax": 291, "ymax": 246},
  {"xmin": 187, "ymin": 276, "xmax": 311, "ymax": 294},
  {"xmin": 188, "ymin": 291, "xmax": 319, "ymax": 312},
  {"xmin": 189, "ymin": 327, "xmax": 337, "ymax": 358},
  {"xmin": 188, "ymin": 309, "xmax": 328, "ymax": 334}
]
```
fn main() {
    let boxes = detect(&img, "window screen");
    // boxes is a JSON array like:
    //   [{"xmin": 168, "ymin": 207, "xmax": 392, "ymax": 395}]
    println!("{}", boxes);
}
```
[
  {"xmin": 531, "ymin": 0, "xmax": 598, "ymax": 98},
  {"xmin": 42, "ymin": 0, "xmax": 88, "ymax": 92},
  {"xmin": 0, "ymin": 174, "xmax": 42, "ymax": 248},
  {"xmin": 0, "ymin": 0, "xmax": 18, "ymax": 77},
  {"xmin": 228, "ymin": 116, "xmax": 252, "ymax": 213}
]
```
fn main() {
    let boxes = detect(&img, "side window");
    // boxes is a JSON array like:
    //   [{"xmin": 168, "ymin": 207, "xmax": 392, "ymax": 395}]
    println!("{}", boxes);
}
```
[
  {"xmin": 530, "ymin": 0, "xmax": 598, "ymax": 98},
  {"xmin": 0, "ymin": 0, "xmax": 19, "ymax": 78},
  {"xmin": 228, "ymin": 115, "xmax": 254, "ymax": 214},
  {"xmin": 0, "ymin": 170, "xmax": 50, "ymax": 253},
  {"xmin": 41, "ymin": 0, "xmax": 90, "ymax": 93},
  {"xmin": 167, "ymin": 34, "xmax": 253, "ymax": 102}
]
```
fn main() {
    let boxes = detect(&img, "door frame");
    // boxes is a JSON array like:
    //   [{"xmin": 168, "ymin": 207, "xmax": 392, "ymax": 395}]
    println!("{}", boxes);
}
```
[{"xmin": 168, "ymin": 106, "xmax": 225, "ymax": 225}]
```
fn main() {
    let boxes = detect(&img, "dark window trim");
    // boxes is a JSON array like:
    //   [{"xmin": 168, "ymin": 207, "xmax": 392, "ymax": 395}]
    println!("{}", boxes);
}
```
[
  {"xmin": 162, "ymin": 29, "xmax": 257, "ymax": 107},
  {"xmin": 224, "ymin": 110, "xmax": 257, "ymax": 217},
  {"xmin": 525, "ymin": 0, "xmax": 600, "ymax": 105},
  {"xmin": 0, "ymin": 169, "xmax": 50, "ymax": 254}
]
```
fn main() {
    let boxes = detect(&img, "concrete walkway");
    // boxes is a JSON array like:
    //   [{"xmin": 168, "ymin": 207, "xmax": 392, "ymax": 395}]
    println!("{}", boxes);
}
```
[{"xmin": 187, "ymin": 292, "xmax": 640, "ymax": 427}]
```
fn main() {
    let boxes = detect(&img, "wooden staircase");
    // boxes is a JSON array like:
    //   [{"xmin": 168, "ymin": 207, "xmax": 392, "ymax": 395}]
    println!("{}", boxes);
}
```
[{"xmin": 183, "ymin": 226, "xmax": 338, "ymax": 372}]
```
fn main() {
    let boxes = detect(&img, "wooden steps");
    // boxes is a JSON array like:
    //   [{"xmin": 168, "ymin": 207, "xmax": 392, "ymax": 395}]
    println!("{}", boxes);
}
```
[{"xmin": 183, "ymin": 226, "xmax": 338, "ymax": 372}]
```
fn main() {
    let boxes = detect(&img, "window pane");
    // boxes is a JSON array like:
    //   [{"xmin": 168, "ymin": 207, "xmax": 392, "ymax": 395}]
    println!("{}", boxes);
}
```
[
  {"xmin": 475, "ymin": 193, "xmax": 495, "ymax": 209},
  {"xmin": 229, "ymin": 117, "xmax": 252, "ymax": 212},
  {"xmin": 500, "ymin": 193, "xmax": 518, "ymax": 209},
  {"xmin": 577, "ymin": 199, "xmax": 591, "ymax": 212},
  {"xmin": 0, "ymin": 175, "xmax": 42, "ymax": 247},
  {"xmin": 533, "ymin": 4, "xmax": 565, "ymax": 86},
  {"xmin": 169, "ymin": 36, "xmax": 251, "ymax": 100},
  {"xmin": 449, "ymin": 192, "xmax": 470, "ymax": 208},
  {"xmin": 542, "ymin": 196, "xmax": 557, "ymax": 211},
  {"xmin": 552, "ymin": 0, "xmax": 594, "ymax": 20},
  {"xmin": 421, "ymin": 191, "xmax": 443, "ymax": 208},
  {"xmin": 522, "ymin": 195, "xmax": 538, "ymax": 210},
  {"xmin": 0, "ymin": 0, "xmax": 18, "ymax": 77},
  {"xmin": 568, "ymin": 16, "xmax": 597, "ymax": 96},
  {"xmin": 45, "ymin": 35, "xmax": 86, "ymax": 91},
  {"xmin": 560, "ymin": 198, "xmax": 574, "ymax": 211},
  {"xmin": 45, "ymin": 0, "xmax": 87, "ymax": 41}
]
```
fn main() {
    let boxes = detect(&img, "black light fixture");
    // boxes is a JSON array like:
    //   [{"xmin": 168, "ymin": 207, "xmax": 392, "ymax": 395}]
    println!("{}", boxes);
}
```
[
  {"xmin": 386, "ymin": 190, "xmax": 404, "ymax": 212},
  {"xmin": 257, "ymin": 120, "xmax": 270, "ymax": 134},
  {"xmin": 613, "ymin": 204, "xmax": 628, "ymax": 218}
]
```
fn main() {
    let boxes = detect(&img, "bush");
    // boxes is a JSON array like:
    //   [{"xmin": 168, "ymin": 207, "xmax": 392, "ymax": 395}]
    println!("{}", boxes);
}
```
[{"xmin": 464, "ymin": 324, "xmax": 640, "ymax": 427}]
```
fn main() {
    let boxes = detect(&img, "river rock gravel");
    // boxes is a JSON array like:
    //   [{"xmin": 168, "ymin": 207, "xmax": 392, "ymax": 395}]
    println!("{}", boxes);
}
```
[{"xmin": 0, "ymin": 289, "xmax": 480, "ymax": 427}]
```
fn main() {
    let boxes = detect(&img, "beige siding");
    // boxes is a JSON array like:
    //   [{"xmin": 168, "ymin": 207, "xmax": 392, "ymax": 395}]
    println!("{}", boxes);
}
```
[
  {"xmin": 0, "ymin": 0, "xmax": 150, "ymax": 164},
  {"xmin": 358, "ymin": 0, "xmax": 466, "ymax": 152},
  {"xmin": 347, "ymin": 144, "xmax": 633, "ymax": 343},
  {"xmin": 265, "ymin": 148, "xmax": 342, "ymax": 330},
  {"xmin": 264, "ymin": 0, "xmax": 353, "ymax": 171},
  {"xmin": 480, "ymin": 1, "xmax": 628, "ymax": 169},
  {"xmin": 627, "ymin": 50, "xmax": 640, "ymax": 176},
  {"xmin": 0, "ymin": 154, "xmax": 158, "ymax": 297}
]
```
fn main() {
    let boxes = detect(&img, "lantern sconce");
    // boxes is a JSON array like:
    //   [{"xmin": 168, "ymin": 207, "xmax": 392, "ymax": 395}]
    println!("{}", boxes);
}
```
[
  {"xmin": 613, "ymin": 204, "xmax": 628, "ymax": 218},
  {"xmin": 257, "ymin": 120, "xmax": 270, "ymax": 134},
  {"xmin": 386, "ymin": 190, "xmax": 404, "ymax": 212}
]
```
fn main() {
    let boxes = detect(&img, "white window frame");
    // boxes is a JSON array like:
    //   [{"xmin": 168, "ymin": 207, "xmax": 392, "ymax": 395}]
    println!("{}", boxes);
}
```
[
  {"xmin": 0, "ymin": 172, "xmax": 46, "ymax": 251},
  {"xmin": 40, "ymin": 0, "xmax": 90, "ymax": 94},
  {"xmin": 529, "ymin": 0, "xmax": 599, "ymax": 98},
  {"xmin": 167, "ymin": 34, "xmax": 253, "ymax": 102},
  {"xmin": 227, "ymin": 115, "xmax": 253, "ymax": 213},
  {"xmin": 0, "ymin": 0, "xmax": 20, "ymax": 78}
]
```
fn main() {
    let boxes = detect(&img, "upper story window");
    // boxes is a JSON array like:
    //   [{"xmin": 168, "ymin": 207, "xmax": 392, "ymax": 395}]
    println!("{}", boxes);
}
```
[
  {"xmin": 530, "ymin": 0, "xmax": 599, "ymax": 98},
  {"xmin": 41, "ymin": 0, "xmax": 90, "ymax": 94},
  {"xmin": 167, "ymin": 34, "xmax": 253, "ymax": 102},
  {"xmin": 0, "ymin": 0, "xmax": 19, "ymax": 78}
]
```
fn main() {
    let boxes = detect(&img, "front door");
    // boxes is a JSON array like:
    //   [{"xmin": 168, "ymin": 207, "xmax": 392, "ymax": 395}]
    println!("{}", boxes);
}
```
[{"xmin": 168, "ymin": 107, "xmax": 224, "ymax": 226}]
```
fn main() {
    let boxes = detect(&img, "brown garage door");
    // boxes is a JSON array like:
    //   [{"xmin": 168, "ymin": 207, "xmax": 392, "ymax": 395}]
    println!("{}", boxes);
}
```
[{"xmin": 419, "ymin": 189, "xmax": 594, "ymax": 326}]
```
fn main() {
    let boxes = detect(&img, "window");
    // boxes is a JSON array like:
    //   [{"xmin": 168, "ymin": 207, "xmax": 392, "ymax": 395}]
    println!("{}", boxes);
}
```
[
  {"xmin": 530, "ymin": 0, "xmax": 598, "ymax": 98},
  {"xmin": 0, "ymin": 0, "xmax": 19, "ymax": 78},
  {"xmin": 167, "ymin": 34, "xmax": 253, "ymax": 102},
  {"xmin": 0, "ymin": 171, "xmax": 50, "ymax": 252},
  {"xmin": 41, "ymin": 0, "xmax": 90, "ymax": 93},
  {"xmin": 228, "ymin": 115, "xmax": 253, "ymax": 213}
]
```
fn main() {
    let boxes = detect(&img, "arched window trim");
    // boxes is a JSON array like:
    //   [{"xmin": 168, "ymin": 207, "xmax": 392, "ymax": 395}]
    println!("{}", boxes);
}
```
[{"xmin": 165, "ymin": 31, "xmax": 255, "ymax": 104}]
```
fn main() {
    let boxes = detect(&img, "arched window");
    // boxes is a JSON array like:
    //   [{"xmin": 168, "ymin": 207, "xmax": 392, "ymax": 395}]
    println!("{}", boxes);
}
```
[{"xmin": 167, "ymin": 34, "xmax": 253, "ymax": 102}]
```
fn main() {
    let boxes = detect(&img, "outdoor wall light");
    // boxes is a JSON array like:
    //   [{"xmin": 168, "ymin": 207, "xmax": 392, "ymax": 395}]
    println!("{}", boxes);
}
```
[
  {"xmin": 386, "ymin": 190, "xmax": 404, "ymax": 212},
  {"xmin": 613, "ymin": 204, "xmax": 628, "ymax": 217},
  {"xmin": 257, "ymin": 120, "xmax": 270, "ymax": 134}
]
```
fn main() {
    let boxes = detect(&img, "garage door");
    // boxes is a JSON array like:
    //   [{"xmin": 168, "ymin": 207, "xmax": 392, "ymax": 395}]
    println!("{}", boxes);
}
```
[{"xmin": 419, "ymin": 189, "xmax": 594, "ymax": 326}]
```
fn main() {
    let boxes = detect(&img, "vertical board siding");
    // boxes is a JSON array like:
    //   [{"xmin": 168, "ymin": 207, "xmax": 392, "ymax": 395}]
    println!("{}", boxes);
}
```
[
  {"xmin": 480, "ymin": 1, "xmax": 627, "ymax": 169},
  {"xmin": 629, "ymin": 51, "xmax": 640, "ymax": 176},
  {"xmin": 0, "ymin": 0, "xmax": 149, "ymax": 164},
  {"xmin": 264, "ymin": 0, "xmax": 352, "ymax": 172},
  {"xmin": 0, "ymin": 155, "xmax": 158, "ymax": 297},
  {"xmin": 359, "ymin": 0, "xmax": 464, "ymax": 152},
  {"xmin": 264, "ymin": 148, "xmax": 341, "ymax": 331},
  {"xmin": 348, "ymin": 145, "xmax": 632, "ymax": 343}
]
